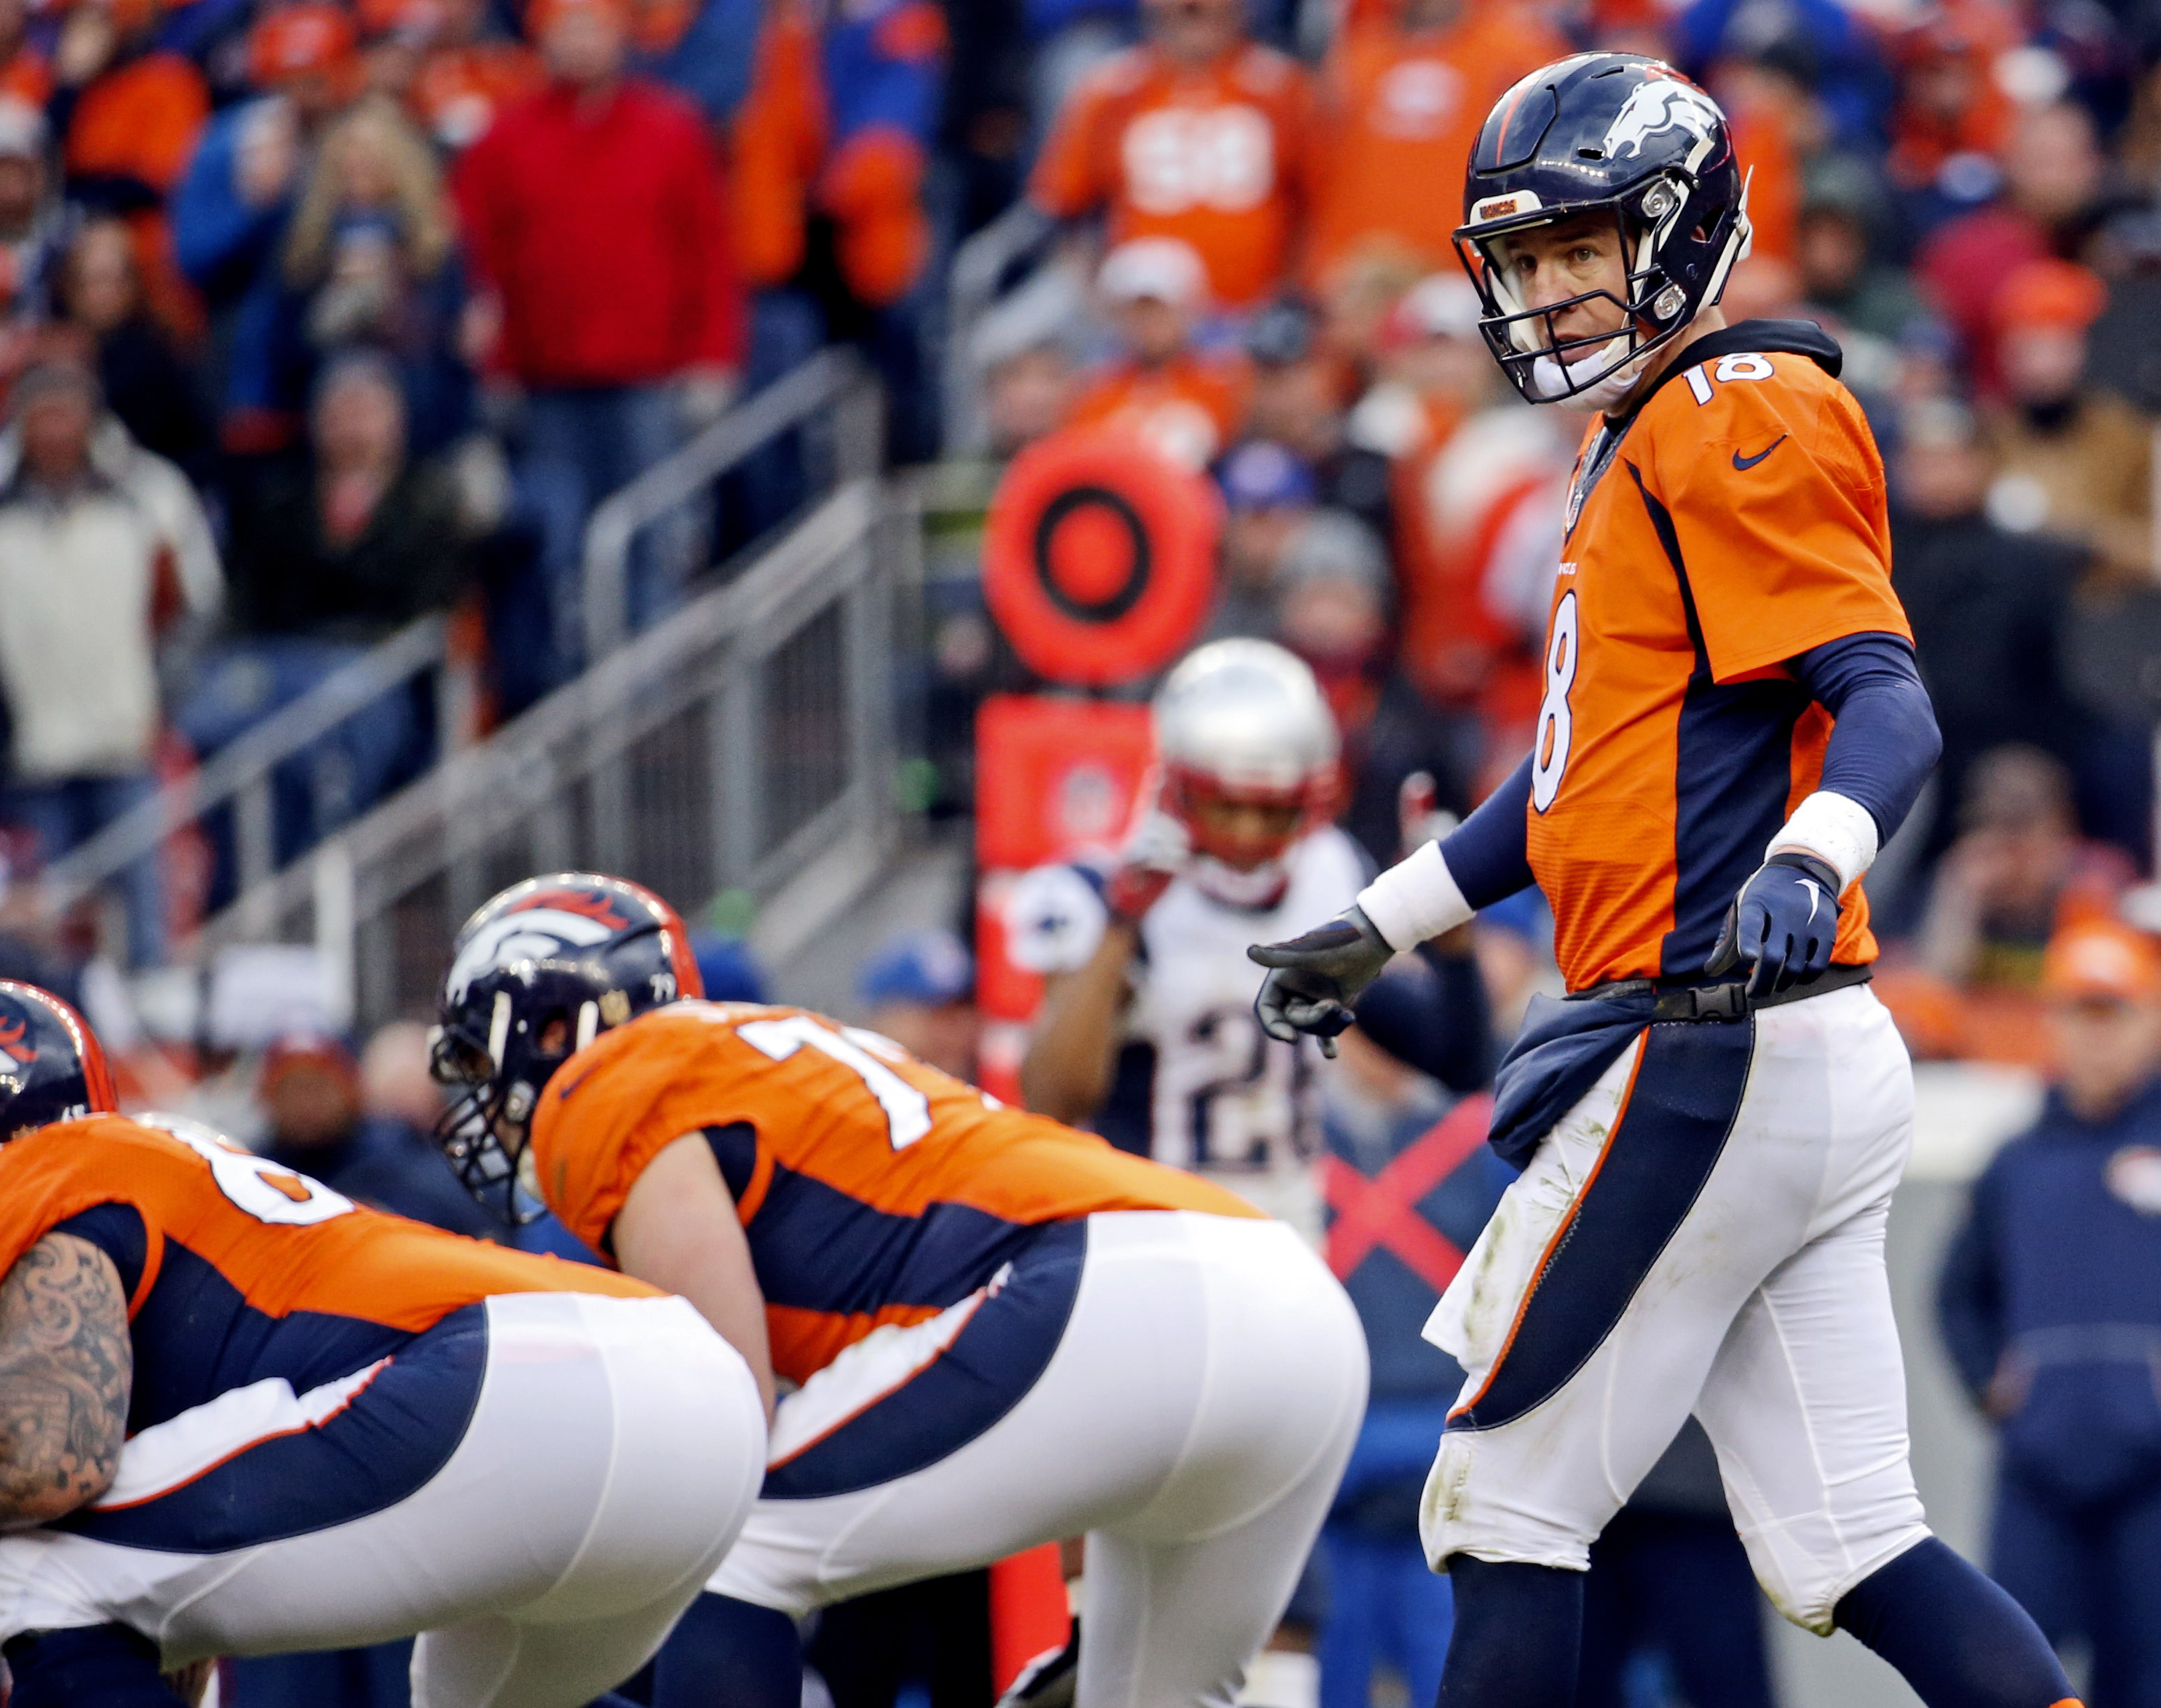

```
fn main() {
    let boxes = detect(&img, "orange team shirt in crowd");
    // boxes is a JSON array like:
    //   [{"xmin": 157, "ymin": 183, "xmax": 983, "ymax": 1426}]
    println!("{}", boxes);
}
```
[
  {"xmin": 1064, "ymin": 350, "xmax": 1251, "ymax": 469},
  {"xmin": 530, "ymin": 1002, "xmax": 1262, "ymax": 1387},
  {"xmin": 0, "ymin": 46, "xmax": 49, "ymax": 108},
  {"xmin": 1527, "ymin": 340, "xmax": 1912, "ymax": 992},
  {"xmin": 1306, "ymin": 5, "xmax": 1569, "ymax": 288},
  {"xmin": 0, "ymin": 1114, "xmax": 656, "ymax": 1422},
  {"xmin": 64, "ymin": 51, "xmax": 209, "ymax": 196},
  {"xmin": 1030, "ymin": 42, "xmax": 1315, "ymax": 310}
]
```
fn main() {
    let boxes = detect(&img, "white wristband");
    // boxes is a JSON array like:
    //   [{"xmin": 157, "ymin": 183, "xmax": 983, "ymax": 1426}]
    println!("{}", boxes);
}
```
[
  {"xmin": 1767, "ymin": 790, "xmax": 1879, "ymax": 892},
  {"xmin": 1356, "ymin": 842, "xmax": 1473, "ymax": 951}
]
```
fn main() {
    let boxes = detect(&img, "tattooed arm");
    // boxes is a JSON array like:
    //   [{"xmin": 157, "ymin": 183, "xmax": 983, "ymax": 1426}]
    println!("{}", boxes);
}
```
[{"xmin": 0, "ymin": 1233, "xmax": 130, "ymax": 1529}]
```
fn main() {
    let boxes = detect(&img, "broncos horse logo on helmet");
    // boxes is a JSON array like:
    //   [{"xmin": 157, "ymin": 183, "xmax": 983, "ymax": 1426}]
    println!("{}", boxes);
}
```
[
  {"xmin": 0, "ymin": 982, "xmax": 118, "ymax": 1140},
  {"xmin": 430, "ymin": 874, "xmax": 702, "ymax": 1221},
  {"xmin": 1453, "ymin": 53, "xmax": 1751, "ymax": 406}
]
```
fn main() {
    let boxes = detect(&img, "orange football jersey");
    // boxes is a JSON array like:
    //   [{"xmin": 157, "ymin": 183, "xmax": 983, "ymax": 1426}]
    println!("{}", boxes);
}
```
[
  {"xmin": 1306, "ymin": 7, "xmax": 1569, "ymax": 287},
  {"xmin": 1030, "ymin": 42, "xmax": 1315, "ymax": 310},
  {"xmin": 0, "ymin": 1114, "xmax": 655, "ymax": 1436},
  {"xmin": 529, "ymin": 1002, "xmax": 1263, "ymax": 1385},
  {"xmin": 1526, "ymin": 339, "xmax": 1911, "ymax": 992}
]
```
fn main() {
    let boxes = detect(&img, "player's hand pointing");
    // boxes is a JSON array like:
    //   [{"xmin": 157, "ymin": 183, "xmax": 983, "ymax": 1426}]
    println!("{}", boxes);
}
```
[
  {"xmin": 1249, "ymin": 907, "xmax": 1393, "ymax": 1058},
  {"xmin": 1706, "ymin": 852, "xmax": 1844, "ymax": 999}
]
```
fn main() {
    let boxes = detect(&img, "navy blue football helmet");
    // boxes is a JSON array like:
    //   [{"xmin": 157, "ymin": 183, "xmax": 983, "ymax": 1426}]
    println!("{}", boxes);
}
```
[
  {"xmin": 1455, "ymin": 54, "xmax": 1752, "ymax": 404},
  {"xmin": 0, "ymin": 982, "xmax": 118, "ymax": 1142},
  {"xmin": 430, "ymin": 873, "xmax": 702, "ymax": 1221}
]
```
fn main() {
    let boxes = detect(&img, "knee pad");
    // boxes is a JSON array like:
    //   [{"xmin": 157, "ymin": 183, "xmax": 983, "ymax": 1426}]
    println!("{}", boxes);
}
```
[{"xmin": 3, "ymin": 1625, "xmax": 189, "ymax": 1708}]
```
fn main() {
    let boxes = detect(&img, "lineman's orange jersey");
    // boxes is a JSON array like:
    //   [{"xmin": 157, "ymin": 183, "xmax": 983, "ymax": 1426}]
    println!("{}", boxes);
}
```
[
  {"xmin": 1030, "ymin": 43, "xmax": 1315, "ymax": 310},
  {"xmin": 0, "ymin": 1114, "xmax": 655, "ymax": 1440},
  {"xmin": 1306, "ymin": 7, "xmax": 1569, "ymax": 287},
  {"xmin": 1528, "ymin": 338, "xmax": 1911, "ymax": 992},
  {"xmin": 529, "ymin": 1002, "xmax": 1263, "ymax": 1386}
]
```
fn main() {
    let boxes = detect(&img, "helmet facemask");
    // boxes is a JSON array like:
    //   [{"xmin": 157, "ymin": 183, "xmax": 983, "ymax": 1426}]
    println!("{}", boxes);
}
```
[
  {"xmin": 428, "ymin": 984, "xmax": 600, "ymax": 1225},
  {"xmin": 1458, "ymin": 167, "xmax": 1750, "ymax": 409}
]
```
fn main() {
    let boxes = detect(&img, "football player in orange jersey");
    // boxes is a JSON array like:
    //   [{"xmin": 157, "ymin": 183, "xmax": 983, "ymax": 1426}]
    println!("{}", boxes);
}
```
[
  {"xmin": 1253, "ymin": 54, "xmax": 2086, "ymax": 1708},
  {"xmin": 0, "ymin": 983, "xmax": 767, "ymax": 1708},
  {"xmin": 428, "ymin": 872, "xmax": 1366, "ymax": 1708}
]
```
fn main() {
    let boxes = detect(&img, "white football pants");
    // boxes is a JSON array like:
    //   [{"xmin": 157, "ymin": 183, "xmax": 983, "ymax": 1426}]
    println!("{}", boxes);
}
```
[
  {"xmin": 0, "ymin": 1292, "xmax": 767, "ymax": 1707},
  {"xmin": 713, "ymin": 1210, "xmax": 1368, "ymax": 1708},
  {"xmin": 1421, "ymin": 984, "xmax": 1933, "ymax": 1634}
]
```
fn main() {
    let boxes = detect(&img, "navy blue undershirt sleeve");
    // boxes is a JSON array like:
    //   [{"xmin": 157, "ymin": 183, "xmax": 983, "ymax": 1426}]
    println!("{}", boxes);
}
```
[
  {"xmin": 1789, "ymin": 633, "xmax": 1942, "ymax": 844},
  {"xmin": 1352, "ymin": 945, "xmax": 1495, "ymax": 1093},
  {"xmin": 1431, "ymin": 754, "xmax": 1536, "ymax": 911},
  {"xmin": 52, "ymin": 1203, "xmax": 147, "ymax": 1298}
]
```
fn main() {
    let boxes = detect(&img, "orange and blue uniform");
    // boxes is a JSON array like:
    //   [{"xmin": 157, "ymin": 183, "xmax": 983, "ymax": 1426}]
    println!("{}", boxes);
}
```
[
  {"xmin": 532, "ymin": 1000, "xmax": 1259, "ymax": 1391},
  {"xmin": 1528, "ymin": 338, "xmax": 1910, "ymax": 992},
  {"xmin": 0, "ymin": 1114, "xmax": 653, "ymax": 1551}
]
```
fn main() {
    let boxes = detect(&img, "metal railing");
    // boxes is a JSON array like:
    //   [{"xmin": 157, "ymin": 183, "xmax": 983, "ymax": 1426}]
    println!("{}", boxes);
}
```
[
  {"xmin": 207, "ymin": 477, "xmax": 916, "ymax": 1031},
  {"xmin": 36, "ymin": 352, "xmax": 884, "ymax": 960},
  {"xmin": 37, "ymin": 615, "xmax": 462, "ymax": 927},
  {"xmin": 941, "ymin": 202, "xmax": 1058, "ymax": 457},
  {"xmin": 582, "ymin": 349, "xmax": 884, "ymax": 667}
]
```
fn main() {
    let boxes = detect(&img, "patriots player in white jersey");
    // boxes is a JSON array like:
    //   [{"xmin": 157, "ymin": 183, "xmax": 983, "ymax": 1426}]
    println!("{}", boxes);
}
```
[{"xmin": 1011, "ymin": 640, "xmax": 1490, "ymax": 1237}]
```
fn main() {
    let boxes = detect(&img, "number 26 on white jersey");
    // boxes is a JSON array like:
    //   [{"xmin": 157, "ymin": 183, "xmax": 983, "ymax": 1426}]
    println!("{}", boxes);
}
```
[{"xmin": 1531, "ymin": 589, "xmax": 1579, "ymax": 813}]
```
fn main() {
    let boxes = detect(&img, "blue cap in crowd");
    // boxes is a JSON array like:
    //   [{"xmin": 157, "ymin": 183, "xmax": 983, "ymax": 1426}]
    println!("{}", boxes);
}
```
[
  {"xmin": 692, "ymin": 932, "xmax": 768, "ymax": 1004},
  {"xmin": 1218, "ymin": 440, "xmax": 1316, "ymax": 512},
  {"xmin": 857, "ymin": 928, "xmax": 975, "ymax": 1008}
]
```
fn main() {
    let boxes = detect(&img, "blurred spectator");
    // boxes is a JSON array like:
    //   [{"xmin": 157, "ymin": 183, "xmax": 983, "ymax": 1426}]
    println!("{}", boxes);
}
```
[
  {"xmin": 258, "ymin": 1027, "xmax": 498, "ymax": 1234},
  {"xmin": 1275, "ymin": 506, "xmax": 1388, "ymax": 728},
  {"xmin": 982, "ymin": 332, "xmax": 1077, "ymax": 458},
  {"xmin": 1885, "ymin": 1, "xmax": 2017, "ymax": 199},
  {"xmin": 1212, "ymin": 438, "xmax": 1316, "ymax": 637},
  {"xmin": 1030, "ymin": 0, "xmax": 1315, "ymax": 311},
  {"xmin": 404, "ymin": 0, "xmax": 542, "ymax": 151},
  {"xmin": 1938, "ymin": 920, "xmax": 2161, "ymax": 1705},
  {"xmin": 455, "ymin": 0, "xmax": 742, "ymax": 680},
  {"xmin": 1313, "ymin": 1049, "xmax": 1504, "ymax": 1708},
  {"xmin": 1066, "ymin": 236, "xmax": 1246, "ymax": 469},
  {"xmin": 281, "ymin": 95, "xmax": 469, "ymax": 453},
  {"xmin": 0, "ymin": 0, "xmax": 46, "ymax": 108},
  {"xmin": 1889, "ymin": 398, "xmax": 2087, "ymax": 870},
  {"xmin": 731, "ymin": 0, "xmax": 947, "ymax": 457},
  {"xmin": 180, "ymin": 356, "xmax": 461, "ymax": 874},
  {"xmin": 1980, "ymin": 258, "xmax": 2154, "ymax": 584},
  {"xmin": 1917, "ymin": 745, "xmax": 2132, "ymax": 993},
  {"xmin": 53, "ymin": 0, "xmax": 208, "ymax": 220},
  {"xmin": 221, "ymin": 352, "xmax": 467, "ymax": 639},
  {"xmin": 174, "ymin": 2, "xmax": 362, "ymax": 452},
  {"xmin": 1305, "ymin": 0, "xmax": 1566, "ymax": 295},
  {"xmin": 56, "ymin": 216, "xmax": 213, "ymax": 480},
  {"xmin": 857, "ymin": 925, "xmax": 977, "ymax": 1079},
  {"xmin": 1243, "ymin": 297, "xmax": 1393, "ymax": 541},
  {"xmin": 1796, "ymin": 172, "xmax": 1927, "ymax": 344},
  {"xmin": 1383, "ymin": 274, "xmax": 1567, "ymax": 747},
  {"xmin": 0, "ymin": 100, "xmax": 63, "ymax": 332},
  {"xmin": 1917, "ymin": 100, "xmax": 2105, "ymax": 396},
  {"xmin": 0, "ymin": 349, "xmax": 218, "ymax": 965}
]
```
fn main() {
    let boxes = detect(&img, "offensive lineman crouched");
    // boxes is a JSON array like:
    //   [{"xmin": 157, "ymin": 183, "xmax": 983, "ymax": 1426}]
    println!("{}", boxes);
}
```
[
  {"xmin": 430, "ymin": 874, "xmax": 1366, "ymax": 1708},
  {"xmin": 0, "ymin": 984, "xmax": 766, "ymax": 1708},
  {"xmin": 1253, "ymin": 54, "xmax": 2085, "ymax": 1708}
]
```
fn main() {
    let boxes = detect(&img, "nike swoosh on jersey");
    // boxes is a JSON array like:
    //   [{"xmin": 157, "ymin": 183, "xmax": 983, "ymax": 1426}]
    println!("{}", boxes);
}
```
[{"xmin": 1731, "ymin": 435, "xmax": 1788, "ymax": 471}]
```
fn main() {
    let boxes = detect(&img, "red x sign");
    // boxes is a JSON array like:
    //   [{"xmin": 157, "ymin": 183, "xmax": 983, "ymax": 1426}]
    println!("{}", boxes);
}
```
[{"xmin": 1323, "ymin": 1093, "xmax": 1494, "ymax": 1296}]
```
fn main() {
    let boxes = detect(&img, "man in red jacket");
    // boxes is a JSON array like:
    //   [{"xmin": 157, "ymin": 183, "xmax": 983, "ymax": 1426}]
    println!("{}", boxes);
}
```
[{"xmin": 454, "ymin": 0, "xmax": 742, "ymax": 683}]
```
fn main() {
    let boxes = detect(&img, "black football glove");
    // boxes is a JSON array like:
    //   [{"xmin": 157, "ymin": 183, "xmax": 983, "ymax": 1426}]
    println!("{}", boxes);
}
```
[
  {"xmin": 1247, "ymin": 906, "xmax": 1393, "ymax": 1058},
  {"xmin": 1706, "ymin": 851, "xmax": 1844, "ymax": 999}
]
